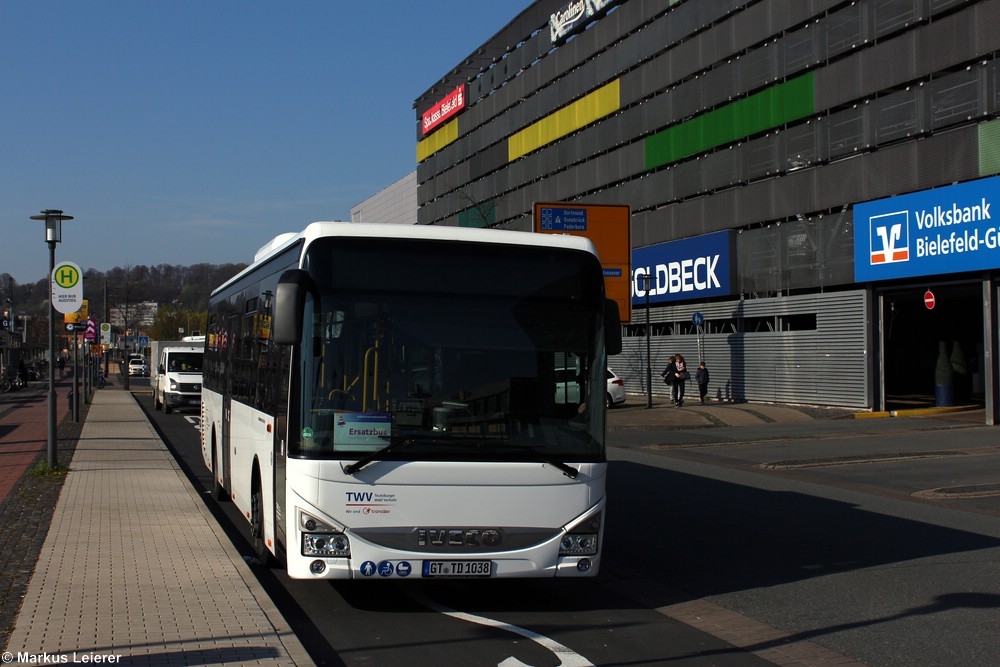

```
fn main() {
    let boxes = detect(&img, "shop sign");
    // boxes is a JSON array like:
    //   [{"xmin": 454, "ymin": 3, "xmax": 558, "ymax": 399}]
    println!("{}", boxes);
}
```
[
  {"xmin": 549, "ymin": 0, "xmax": 620, "ymax": 43},
  {"xmin": 631, "ymin": 231, "xmax": 736, "ymax": 305},
  {"xmin": 421, "ymin": 84, "xmax": 467, "ymax": 136},
  {"xmin": 854, "ymin": 174, "xmax": 1000, "ymax": 282}
]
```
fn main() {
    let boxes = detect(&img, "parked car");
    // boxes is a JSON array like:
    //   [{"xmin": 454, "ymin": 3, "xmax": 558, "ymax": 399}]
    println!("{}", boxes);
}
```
[
  {"xmin": 128, "ymin": 357, "xmax": 149, "ymax": 377},
  {"xmin": 606, "ymin": 368, "xmax": 626, "ymax": 408},
  {"xmin": 554, "ymin": 367, "xmax": 627, "ymax": 409}
]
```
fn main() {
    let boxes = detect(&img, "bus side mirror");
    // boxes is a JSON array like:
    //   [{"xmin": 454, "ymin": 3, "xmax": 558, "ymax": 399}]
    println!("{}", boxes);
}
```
[
  {"xmin": 273, "ymin": 269, "xmax": 310, "ymax": 344},
  {"xmin": 605, "ymin": 299, "xmax": 622, "ymax": 355}
]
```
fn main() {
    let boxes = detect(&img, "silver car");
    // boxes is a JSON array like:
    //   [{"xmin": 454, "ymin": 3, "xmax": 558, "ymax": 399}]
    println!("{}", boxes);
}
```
[
  {"xmin": 606, "ymin": 368, "xmax": 626, "ymax": 408},
  {"xmin": 127, "ymin": 358, "xmax": 149, "ymax": 377}
]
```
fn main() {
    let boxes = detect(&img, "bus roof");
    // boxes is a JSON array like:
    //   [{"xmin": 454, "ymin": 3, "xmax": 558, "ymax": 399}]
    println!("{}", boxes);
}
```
[{"xmin": 216, "ymin": 221, "xmax": 600, "ymax": 296}]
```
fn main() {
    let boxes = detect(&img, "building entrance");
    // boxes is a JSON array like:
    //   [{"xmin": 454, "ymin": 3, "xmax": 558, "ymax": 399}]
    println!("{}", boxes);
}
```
[{"xmin": 880, "ymin": 282, "xmax": 984, "ymax": 411}]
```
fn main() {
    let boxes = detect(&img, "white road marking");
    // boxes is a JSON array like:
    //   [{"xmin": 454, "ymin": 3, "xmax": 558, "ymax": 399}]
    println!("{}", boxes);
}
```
[{"xmin": 410, "ymin": 589, "xmax": 594, "ymax": 667}]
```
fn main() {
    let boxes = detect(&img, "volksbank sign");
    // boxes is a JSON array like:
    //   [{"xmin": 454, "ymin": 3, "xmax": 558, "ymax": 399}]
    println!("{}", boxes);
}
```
[
  {"xmin": 631, "ymin": 231, "xmax": 736, "ymax": 305},
  {"xmin": 855, "ymin": 175, "xmax": 1000, "ymax": 282}
]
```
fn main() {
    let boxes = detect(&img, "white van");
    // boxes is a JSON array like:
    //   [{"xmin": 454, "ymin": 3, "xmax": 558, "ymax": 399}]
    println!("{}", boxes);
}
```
[{"xmin": 154, "ymin": 345, "xmax": 204, "ymax": 414}]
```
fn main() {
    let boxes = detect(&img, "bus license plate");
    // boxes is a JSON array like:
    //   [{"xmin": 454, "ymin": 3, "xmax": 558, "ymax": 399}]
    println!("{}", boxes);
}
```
[{"xmin": 422, "ymin": 560, "xmax": 492, "ymax": 577}]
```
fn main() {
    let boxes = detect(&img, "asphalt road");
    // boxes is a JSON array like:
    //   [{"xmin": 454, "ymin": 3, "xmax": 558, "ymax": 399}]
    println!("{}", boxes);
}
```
[{"xmin": 140, "ymin": 393, "xmax": 1000, "ymax": 667}]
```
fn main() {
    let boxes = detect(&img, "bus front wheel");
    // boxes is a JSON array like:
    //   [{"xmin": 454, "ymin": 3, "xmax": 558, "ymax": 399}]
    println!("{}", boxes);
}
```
[
  {"xmin": 211, "ymin": 444, "xmax": 227, "ymax": 501},
  {"xmin": 250, "ymin": 472, "xmax": 275, "ymax": 567}
]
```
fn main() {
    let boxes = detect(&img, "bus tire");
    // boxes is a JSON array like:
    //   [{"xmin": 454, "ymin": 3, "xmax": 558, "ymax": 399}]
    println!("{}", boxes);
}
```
[
  {"xmin": 211, "ymin": 444, "xmax": 227, "ymax": 501},
  {"xmin": 250, "ymin": 470, "xmax": 275, "ymax": 567}
]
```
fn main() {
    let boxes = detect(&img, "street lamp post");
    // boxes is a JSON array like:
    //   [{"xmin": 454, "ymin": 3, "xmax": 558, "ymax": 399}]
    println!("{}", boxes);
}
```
[
  {"xmin": 642, "ymin": 274, "xmax": 654, "ymax": 409},
  {"xmin": 31, "ymin": 209, "xmax": 73, "ymax": 469}
]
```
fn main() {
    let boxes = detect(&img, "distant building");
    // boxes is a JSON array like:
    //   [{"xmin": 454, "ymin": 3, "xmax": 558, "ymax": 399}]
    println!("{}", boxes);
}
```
[
  {"xmin": 110, "ymin": 301, "xmax": 157, "ymax": 330},
  {"xmin": 351, "ymin": 172, "xmax": 417, "ymax": 225}
]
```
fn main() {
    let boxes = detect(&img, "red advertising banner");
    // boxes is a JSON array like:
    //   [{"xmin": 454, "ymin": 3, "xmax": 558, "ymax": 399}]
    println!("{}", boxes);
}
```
[{"xmin": 422, "ymin": 84, "xmax": 467, "ymax": 136}]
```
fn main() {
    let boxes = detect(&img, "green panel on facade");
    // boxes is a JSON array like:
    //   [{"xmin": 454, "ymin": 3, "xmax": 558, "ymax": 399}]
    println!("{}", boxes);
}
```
[
  {"xmin": 458, "ymin": 200, "xmax": 496, "ymax": 228},
  {"xmin": 645, "ymin": 72, "xmax": 815, "ymax": 171},
  {"xmin": 979, "ymin": 119, "xmax": 1000, "ymax": 176}
]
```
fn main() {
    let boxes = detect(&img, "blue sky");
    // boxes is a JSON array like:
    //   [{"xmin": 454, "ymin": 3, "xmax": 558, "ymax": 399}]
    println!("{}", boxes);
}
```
[{"xmin": 1, "ymin": 1, "xmax": 521, "ymax": 285}]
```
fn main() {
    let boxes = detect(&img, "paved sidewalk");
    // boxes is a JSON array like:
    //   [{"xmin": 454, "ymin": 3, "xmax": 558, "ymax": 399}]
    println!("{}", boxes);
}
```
[
  {"xmin": 3, "ymin": 389, "xmax": 313, "ymax": 666},
  {"xmin": 606, "ymin": 395, "xmax": 984, "ymax": 431}
]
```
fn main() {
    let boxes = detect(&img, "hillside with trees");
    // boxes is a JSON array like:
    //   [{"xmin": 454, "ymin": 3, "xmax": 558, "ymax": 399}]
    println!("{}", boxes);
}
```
[{"xmin": 1, "ymin": 262, "xmax": 247, "ymax": 348}]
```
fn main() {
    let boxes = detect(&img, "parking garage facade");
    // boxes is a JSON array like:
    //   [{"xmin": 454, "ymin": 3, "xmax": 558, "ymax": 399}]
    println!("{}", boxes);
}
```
[{"xmin": 413, "ymin": 0, "xmax": 1000, "ymax": 420}]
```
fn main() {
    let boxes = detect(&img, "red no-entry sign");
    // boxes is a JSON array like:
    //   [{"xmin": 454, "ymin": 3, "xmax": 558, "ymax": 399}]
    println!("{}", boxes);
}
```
[{"xmin": 924, "ymin": 290, "xmax": 936, "ymax": 310}]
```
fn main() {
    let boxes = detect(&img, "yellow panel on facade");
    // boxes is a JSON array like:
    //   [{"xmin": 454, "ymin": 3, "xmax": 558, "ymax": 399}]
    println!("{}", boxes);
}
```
[
  {"xmin": 416, "ymin": 118, "xmax": 460, "ymax": 163},
  {"xmin": 508, "ymin": 79, "xmax": 621, "ymax": 162}
]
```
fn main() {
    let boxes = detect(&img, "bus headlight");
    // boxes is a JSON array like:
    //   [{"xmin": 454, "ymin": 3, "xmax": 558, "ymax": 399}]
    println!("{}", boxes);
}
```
[
  {"xmin": 299, "ymin": 510, "xmax": 350, "ymax": 557},
  {"xmin": 560, "ymin": 534, "xmax": 598, "ymax": 556},
  {"xmin": 303, "ymin": 533, "xmax": 350, "ymax": 557},
  {"xmin": 560, "ymin": 512, "xmax": 601, "ymax": 556}
]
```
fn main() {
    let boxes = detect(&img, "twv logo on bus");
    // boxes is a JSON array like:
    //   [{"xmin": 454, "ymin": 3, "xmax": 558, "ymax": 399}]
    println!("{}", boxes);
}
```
[{"xmin": 417, "ymin": 528, "xmax": 502, "ymax": 548}]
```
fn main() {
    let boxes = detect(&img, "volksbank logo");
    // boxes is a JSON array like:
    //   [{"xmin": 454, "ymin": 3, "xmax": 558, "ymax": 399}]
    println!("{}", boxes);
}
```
[
  {"xmin": 869, "ymin": 211, "xmax": 910, "ymax": 265},
  {"xmin": 868, "ymin": 197, "xmax": 995, "ymax": 266}
]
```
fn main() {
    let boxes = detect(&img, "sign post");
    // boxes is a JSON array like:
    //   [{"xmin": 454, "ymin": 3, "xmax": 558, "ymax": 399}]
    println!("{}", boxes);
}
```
[
  {"xmin": 533, "ymin": 202, "xmax": 631, "ymax": 322},
  {"xmin": 693, "ymin": 311, "xmax": 705, "ymax": 362}
]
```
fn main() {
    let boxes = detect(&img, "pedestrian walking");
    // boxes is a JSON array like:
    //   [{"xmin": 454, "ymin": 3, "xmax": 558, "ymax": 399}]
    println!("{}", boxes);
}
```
[
  {"xmin": 672, "ymin": 354, "xmax": 689, "ymax": 406},
  {"xmin": 696, "ymin": 361, "xmax": 710, "ymax": 404},
  {"xmin": 660, "ymin": 354, "xmax": 677, "ymax": 405}
]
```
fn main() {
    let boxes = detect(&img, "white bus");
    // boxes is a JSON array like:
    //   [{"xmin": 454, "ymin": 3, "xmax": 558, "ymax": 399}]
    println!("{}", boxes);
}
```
[{"xmin": 201, "ymin": 222, "xmax": 621, "ymax": 579}]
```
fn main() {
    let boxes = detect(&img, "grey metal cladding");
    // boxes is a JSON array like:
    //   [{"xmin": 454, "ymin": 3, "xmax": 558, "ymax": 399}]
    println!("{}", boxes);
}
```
[
  {"xmin": 703, "ymin": 64, "xmax": 740, "ymax": 107},
  {"xmin": 990, "ymin": 60, "xmax": 1000, "ymax": 114},
  {"xmin": 624, "ymin": 51, "xmax": 666, "ymax": 104},
  {"xmin": 930, "ymin": 0, "xmax": 974, "ymax": 13},
  {"xmin": 730, "ymin": 0, "xmax": 775, "ymax": 53},
  {"xmin": 699, "ymin": 188, "xmax": 741, "ymax": 234},
  {"xmin": 826, "ymin": 2, "xmax": 865, "ymax": 56},
  {"xmin": 860, "ymin": 33, "xmax": 919, "ymax": 97},
  {"xmin": 872, "ymin": 0, "xmax": 924, "ymax": 39},
  {"xmin": 735, "ymin": 179, "xmax": 779, "ymax": 222},
  {"xmin": 666, "ymin": 1, "xmax": 701, "ymax": 45},
  {"xmin": 702, "ymin": 147, "xmax": 742, "ymax": 192},
  {"xmin": 772, "ymin": 169, "xmax": 821, "ymax": 215},
  {"xmin": 673, "ymin": 159, "xmax": 704, "ymax": 199},
  {"xmin": 618, "ymin": 291, "xmax": 869, "ymax": 407},
  {"xmin": 672, "ymin": 74, "xmax": 707, "ymax": 122},
  {"xmin": 810, "ymin": 158, "xmax": 865, "ymax": 212},
  {"xmin": 916, "ymin": 125, "xmax": 980, "ymax": 186},
  {"xmin": 973, "ymin": 0, "xmax": 1000, "ymax": 54},
  {"xmin": 469, "ymin": 142, "xmax": 507, "ymax": 183},
  {"xmin": 929, "ymin": 68, "xmax": 982, "ymax": 129},
  {"xmin": 552, "ymin": 167, "xmax": 577, "ymax": 204},
  {"xmin": 746, "ymin": 133, "xmax": 781, "ymax": 180},
  {"xmin": 783, "ymin": 22, "xmax": 824, "ymax": 75},
  {"xmin": 741, "ymin": 41, "xmax": 779, "ymax": 92},
  {"xmin": 874, "ymin": 87, "xmax": 924, "ymax": 144},
  {"xmin": 815, "ymin": 56, "xmax": 865, "ymax": 113},
  {"xmin": 863, "ymin": 141, "xmax": 922, "ymax": 199},
  {"xmin": 828, "ymin": 105, "xmax": 867, "ymax": 159},
  {"xmin": 916, "ymin": 5, "xmax": 978, "ymax": 73},
  {"xmin": 783, "ymin": 120, "xmax": 825, "ymax": 170}
]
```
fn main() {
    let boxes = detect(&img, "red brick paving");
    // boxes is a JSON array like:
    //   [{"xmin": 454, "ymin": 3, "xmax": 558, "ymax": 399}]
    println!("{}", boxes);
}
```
[{"xmin": 0, "ymin": 382, "xmax": 70, "ymax": 502}]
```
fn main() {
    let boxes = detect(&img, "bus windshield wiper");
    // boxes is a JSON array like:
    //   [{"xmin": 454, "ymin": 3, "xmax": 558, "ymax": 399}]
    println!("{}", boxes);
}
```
[
  {"xmin": 481, "ymin": 442, "xmax": 580, "ymax": 479},
  {"xmin": 343, "ymin": 437, "xmax": 415, "ymax": 475},
  {"xmin": 342, "ymin": 434, "xmax": 462, "ymax": 475}
]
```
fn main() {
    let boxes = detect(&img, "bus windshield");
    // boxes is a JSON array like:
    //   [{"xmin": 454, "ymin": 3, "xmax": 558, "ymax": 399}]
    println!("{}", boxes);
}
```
[{"xmin": 292, "ymin": 237, "xmax": 607, "ymax": 464}]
